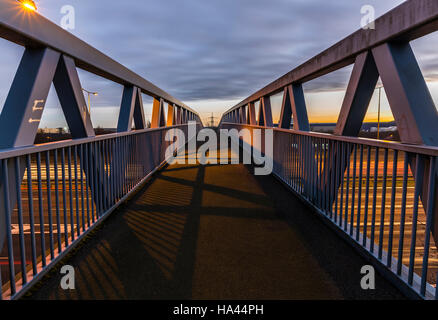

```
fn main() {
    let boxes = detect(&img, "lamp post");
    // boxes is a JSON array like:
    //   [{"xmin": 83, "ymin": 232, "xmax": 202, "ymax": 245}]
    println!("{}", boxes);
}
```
[
  {"xmin": 376, "ymin": 85, "xmax": 383, "ymax": 140},
  {"xmin": 81, "ymin": 88, "xmax": 98, "ymax": 114}
]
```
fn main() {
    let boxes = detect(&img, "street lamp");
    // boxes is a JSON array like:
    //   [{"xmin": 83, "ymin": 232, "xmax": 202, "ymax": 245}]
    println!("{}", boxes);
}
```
[
  {"xmin": 17, "ymin": 0, "xmax": 37, "ymax": 11},
  {"xmin": 82, "ymin": 88, "xmax": 98, "ymax": 114},
  {"xmin": 376, "ymin": 85, "xmax": 383, "ymax": 140}
]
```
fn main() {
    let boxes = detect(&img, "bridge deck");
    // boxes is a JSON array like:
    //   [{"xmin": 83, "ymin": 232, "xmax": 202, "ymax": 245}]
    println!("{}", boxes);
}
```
[{"xmin": 24, "ymin": 147, "xmax": 404, "ymax": 300}]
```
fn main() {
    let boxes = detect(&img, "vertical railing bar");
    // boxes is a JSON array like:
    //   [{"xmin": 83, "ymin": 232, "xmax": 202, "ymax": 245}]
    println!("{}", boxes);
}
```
[
  {"xmin": 93, "ymin": 142, "xmax": 101, "ymax": 218},
  {"xmin": 45, "ymin": 150, "xmax": 54, "ymax": 260},
  {"xmin": 291, "ymin": 135, "xmax": 294, "ymax": 188},
  {"xmin": 26, "ymin": 154, "xmax": 37, "ymax": 275},
  {"xmin": 288, "ymin": 135, "xmax": 291, "ymax": 187},
  {"xmin": 129, "ymin": 136, "xmax": 133, "ymax": 190},
  {"xmin": 84, "ymin": 143, "xmax": 90, "ymax": 228},
  {"xmin": 397, "ymin": 152, "xmax": 409, "ymax": 276},
  {"xmin": 305, "ymin": 136, "xmax": 309, "ymax": 198},
  {"xmin": 100, "ymin": 140, "xmax": 106, "ymax": 212},
  {"xmin": 73, "ymin": 145, "xmax": 80, "ymax": 236},
  {"xmin": 300, "ymin": 135, "xmax": 304, "ymax": 195},
  {"xmin": 344, "ymin": 143, "xmax": 351, "ymax": 232},
  {"xmin": 102, "ymin": 140, "xmax": 108, "ymax": 211},
  {"xmin": 321, "ymin": 139, "xmax": 326, "ymax": 213},
  {"xmin": 295, "ymin": 136, "xmax": 299, "ymax": 192},
  {"xmin": 420, "ymin": 156, "xmax": 436, "ymax": 296},
  {"xmin": 387, "ymin": 150, "xmax": 398, "ymax": 267},
  {"xmin": 137, "ymin": 135, "xmax": 141, "ymax": 184},
  {"xmin": 363, "ymin": 146, "xmax": 372, "ymax": 247},
  {"xmin": 313, "ymin": 137, "xmax": 317, "ymax": 203},
  {"xmin": 321, "ymin": 139, "xmax": 326, "ymax": 211},
  {"xmin": 90, "ymin": 143, "xmax": 96, "ymax": 223},
  {"xmin": 114, "ymin": 137, "xmax": 119, "ymax": 201},
  {"xmin": 2, "ymin": 158, "xmax": 16, "ymax": 295},
  {"xmin": 310, "ymin": 136, "xmax": 314, "ymax": 201},
  {"xmin": 315, "ymin": 138, "xmax": 318, "ymax": 204},
  {"xmin": 36, "ymin": 152, "xmax": 46, "ymax": 267},
  {"xmin": 106, "ymin": 139, "xmax": 112, "ymax": 207},
  {"xmin": 298, "ymin": 136, "xmax": 307, "ymax": 192},
  {"xmin": 118, "ymin": 137, "xmax": 123, "ymax": 199},
  {"xmin": 378, "ymin": 148, "xmax": 389, "ymax": 260},
  {"xmin": 339, "ymin": 142, "xmax": 345, "ymax": 228},
  {"xmin": 330, "ymin": 140, "xmax": 335, "ymax": 219},
  {"xmin": 408, "ymin": 154, "xmax": 423, "ymax": 285},
  {"xmin": 102, "ymin": 140, "xmax": 107, "ymax": 212},
  {"xmin": 370, "ymin": 147, "xmax": 379, "ymax": 254},
  {"xmin": 99, "ymin": 141, "xmax": 105, "ymax": 214},
  {"xmin": 61, "ymin": 148, "xmax": 68, "ymax": 246},
  {"xmin": 317, "ymin": 138, "xmax": 322, "ymax": 208},
  {"xmin": 119, "ymin": 137, "xmax": 124, "ymax": 197},
  {"xmin": 350, "ymin": 144, "xmax": 357, "ymax": 236},
  {"xmin": 102, "ymin": 140, "xmax": 108, "ymax": 210},
  {"xmin": 124, "ymin": 137, "xmax": 128, "ymax": 195},
  {"xmin": 297, "ymin": 136, "xmax": 300, "ymax": 192},
  {"xmin": 334, "ymin": 142, "xmax": 340, "ymax": 224},
  {"xmin": 356, "ymin": 144, "xmax": 364, "ymax": 241},
  {"xmin": 132, "ymin": 135, "xmax": 136, "ymax": 188},
  {"xmin": 298, "ymin": 136, "xmax": 302, "ymax": 193},
  {"xmin": 79, "ymin": 144, "xmax": 85, "ymax": 232},
  {"xmin": 53, "ymin": 150, "xmax": 62, "ymax": 252},
  {"xmin": 67, "ymin": 147, "xmax": 75, "ymax": 241},
  {"xmin": 308, "ymin": 137, "xmax": 318, "ymax": 204},
  {"xmin": 14, "ymin": 157, "xmax": 27, "ymax": 284},
  {"xmin": 109, "ymin": 139, "xmax": 115, "ymax": 207}
]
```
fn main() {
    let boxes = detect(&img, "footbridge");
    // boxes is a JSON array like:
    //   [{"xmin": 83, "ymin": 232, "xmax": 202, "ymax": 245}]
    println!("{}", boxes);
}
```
[{"xmin": 0, "ymin": 0, "xmax": 438, "ymax": 300}]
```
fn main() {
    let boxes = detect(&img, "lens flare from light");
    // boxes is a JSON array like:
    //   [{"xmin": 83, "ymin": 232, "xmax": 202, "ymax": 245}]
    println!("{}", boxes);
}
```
[{"xmin": 20, "ymin": 1, "xmax": 37, "ymax": 11}]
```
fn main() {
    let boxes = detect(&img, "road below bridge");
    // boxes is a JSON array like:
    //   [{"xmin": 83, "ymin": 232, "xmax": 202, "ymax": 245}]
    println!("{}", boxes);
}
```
[{"xmin": 24, "ymin": 146, "xmax": 404, "ymax": 299}]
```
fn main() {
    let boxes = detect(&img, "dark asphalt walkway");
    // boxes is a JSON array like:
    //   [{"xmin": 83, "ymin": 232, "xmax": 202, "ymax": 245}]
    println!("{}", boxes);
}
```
[{"xmin": 24, "ymin": 148, "xmax": 404, "ymax": 300}]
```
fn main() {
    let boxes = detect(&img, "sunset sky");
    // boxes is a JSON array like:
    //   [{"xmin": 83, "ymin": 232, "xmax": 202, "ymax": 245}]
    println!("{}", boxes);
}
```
[{"xmin": 1, "ymin": 0, "xmax": 438, "ymax": 127}]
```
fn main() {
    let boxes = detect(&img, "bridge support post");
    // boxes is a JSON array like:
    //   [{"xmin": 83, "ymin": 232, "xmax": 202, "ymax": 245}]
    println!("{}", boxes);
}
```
[
  {"xmin": 176, "ymin": 106, "xmax": 182, "ymax": 125},
  {"xmin": 323, "ymin": 43, "xmax": 438, "ymax": 246},
  {"xmin": 117, "ymin": 86, "xmax": 145, "ymax": 132},
  {"xmin": 257, "ymin": 96, "xmax": 273, "ymax": 127},
  {"xmin": 0, "ymin": 48, "xmax": 96, "ymax": 252},
  {"xmin": 277, "ymin": 84, "xmax": 314, "ymax": 196},
  {"xmin": 279, "ymin": 84, "xmax": 310, "ymax": 131},
  {"xmin": 240, "ymin": 106, "xmax": 247, "ymax": 124},
  {"xmin": 324, "ymin": 51, "xmax": 379, "ymax": 206},
  {"xmin": 167, "ymin": 104, "xmax": 176, "ymax": 127},
  {"xmin": 151, "ymin": 98, "xmax": 166, "ymax": 128},
  {"xmin": 372, "ymin": 42, "xmax": 438, "ymax": 246},
  {"xmin": 247, "ymin": 102, "xmax": 256, "ymax": 125}
]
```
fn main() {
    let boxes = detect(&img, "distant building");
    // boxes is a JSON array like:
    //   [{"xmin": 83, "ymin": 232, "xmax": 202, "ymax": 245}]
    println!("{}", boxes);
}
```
[
  {"xmin": 310, "ymin": 123, "xmax": 337, "ymax": 133},
  {"xmin": 37, "ymin": 127, "xmax": 67, "ymax": 134},
  {"xmin": 361, "ymin": 121, "xmax": 396, "ymax": 132}
]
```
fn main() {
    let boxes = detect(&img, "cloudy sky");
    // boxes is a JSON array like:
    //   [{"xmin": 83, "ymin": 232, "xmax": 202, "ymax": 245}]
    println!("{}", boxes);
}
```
[{"xmin": 1, "ymin": 0, "xmax": 438, "ymax": 127}]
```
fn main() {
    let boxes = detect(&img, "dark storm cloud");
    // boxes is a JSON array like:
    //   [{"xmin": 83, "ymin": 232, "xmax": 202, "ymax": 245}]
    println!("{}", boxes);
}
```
[{"xmin": 0, "ymin": 0, "xmax": 414, "ymax": 110}]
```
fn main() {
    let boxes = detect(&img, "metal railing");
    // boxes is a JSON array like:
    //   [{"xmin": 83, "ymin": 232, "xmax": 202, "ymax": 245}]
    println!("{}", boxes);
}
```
[
  {"xmin": 221, "ymin": 123, "xmax": 438, "ymax": 299},
  {"xmin": 0, "ymin": 1, "xmax": 203, "ymax": 299},
  {"xmin": 219, "ymin": 0, "xmax": 438, "ymax": 299},
  {"xmin": 0, "ymin": 124, "xmax": 199, "ymax": 299}
]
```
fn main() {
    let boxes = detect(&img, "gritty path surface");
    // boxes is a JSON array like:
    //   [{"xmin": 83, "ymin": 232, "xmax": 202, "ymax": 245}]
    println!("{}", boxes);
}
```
[{"xmin": 25, "ymin": 149, "xmax": 404, "ymax": 300}]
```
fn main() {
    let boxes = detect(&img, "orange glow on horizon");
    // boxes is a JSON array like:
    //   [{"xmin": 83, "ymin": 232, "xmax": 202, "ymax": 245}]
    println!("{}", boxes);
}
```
[{"xmin": 305, "ymin": 113, "xmax": 395, "ymax": 124}]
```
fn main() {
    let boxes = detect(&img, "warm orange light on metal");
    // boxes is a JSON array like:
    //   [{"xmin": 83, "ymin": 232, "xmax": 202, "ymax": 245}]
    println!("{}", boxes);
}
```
[{"xmin": 19, "ymin": 0, "xmax": 37, "ymax": 11}]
